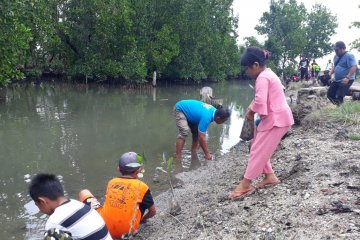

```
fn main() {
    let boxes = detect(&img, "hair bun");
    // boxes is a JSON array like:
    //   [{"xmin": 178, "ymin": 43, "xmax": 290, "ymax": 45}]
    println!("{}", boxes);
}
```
[{"xmin": 263, "ymin": 49, "xmax": 271, "ymax": 59}]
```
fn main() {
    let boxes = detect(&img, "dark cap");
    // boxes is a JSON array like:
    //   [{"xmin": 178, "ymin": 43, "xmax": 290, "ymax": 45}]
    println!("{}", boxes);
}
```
[
  {"xmin": 118, "ymin": 152, "xmax": 142, "ymax": 174},
  {"xmin": 333, "ymin": 41, "xmax": 346, "ymax": 50}
]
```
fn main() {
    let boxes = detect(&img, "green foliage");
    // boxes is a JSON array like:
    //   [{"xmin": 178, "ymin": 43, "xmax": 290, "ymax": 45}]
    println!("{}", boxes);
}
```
[
  {"xmin": 350, "ymin": 5, "xmax": 360, "ymax": 51},
  {"xmin": 303, "ymin": 4, "xmax": 337, "ymax": 59},
  {"xmin": 243, "ymin": 37, "xmax": 263, "ymax": 48},
  {"xmin": 147, "ymin": 25, "xmax": 180, "ymax": 75},
  {"xmin": 167, "ymin": 157, "xmax": 174, "ymax": 174},
  {"xmin": 304, "ymin": 102, "xmax": 360, "ymax": 126},
  {"xmin": 254, "ymin": 0, "xmax": 337, "ymax": 76},
  {"xmin": 256, "ymin": 0, "xmax": 307, "ymax": 74},
  {"xmin": 0, "ymin": 0, "xmax": 240, "ymax": 85},
  {"xmin": 350, "ymin": 134, "xmax": 360, "ymax": 141},
  {"xmin": 136, "ymin": 152, "xmax": 147, "ymax": 165},
  {"xmin": 0, "ymin": 0, "xmax": 32, "ymax": 85},
  {"xmin": 166, "ymin": 0, "xmax": 240, "ymax": 82}
]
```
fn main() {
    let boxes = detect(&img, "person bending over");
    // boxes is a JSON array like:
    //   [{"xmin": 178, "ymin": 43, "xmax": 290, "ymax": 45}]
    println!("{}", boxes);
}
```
[{"xmin": 173, "ymin": 99, "xmax": 230, "ymax": 161}]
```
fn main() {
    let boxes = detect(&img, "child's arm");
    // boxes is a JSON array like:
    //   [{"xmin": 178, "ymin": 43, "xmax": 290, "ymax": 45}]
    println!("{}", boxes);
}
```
[
  {"xmin": 141, "ymin": 205, "xmax": 156, "ymax": 223},
  {"xmin": 139, "ymin": 189, "xmax": 156, "ymax": 223}
]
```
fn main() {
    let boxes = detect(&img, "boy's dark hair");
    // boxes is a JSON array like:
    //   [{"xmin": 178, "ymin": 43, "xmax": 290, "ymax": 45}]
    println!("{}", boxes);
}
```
[
  {"xmin": 29, "ymin": 173, "xmax": 64, "ymax": 201},
  {"xmin": 214, "ymin": 107, "xmax": 231, "ymax": 120},
  {"xmin": 240, "ymin": 47, "xmax": 270, "ymax": 67}
]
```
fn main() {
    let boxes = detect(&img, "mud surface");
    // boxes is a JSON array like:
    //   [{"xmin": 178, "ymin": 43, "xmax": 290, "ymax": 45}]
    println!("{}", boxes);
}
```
[{"xmin": 137, "ymin": 122, "xmax": 360, "ymax": 239}]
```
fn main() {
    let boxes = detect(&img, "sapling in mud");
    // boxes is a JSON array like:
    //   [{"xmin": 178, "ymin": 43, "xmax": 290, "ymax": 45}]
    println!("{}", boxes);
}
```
[{"xmin": 156, "ymin": 152, "xmax": 181, "ymax": 215}]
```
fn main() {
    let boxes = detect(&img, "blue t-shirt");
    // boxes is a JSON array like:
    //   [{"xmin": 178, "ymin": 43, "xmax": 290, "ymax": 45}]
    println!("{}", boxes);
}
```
[
  {"xmin": 333, "ymin": 52, "xmax": 357, "ymax": 82},
  {"xmin": 175, "ymin": 100, "xmax": 216, "ymax": 133}
]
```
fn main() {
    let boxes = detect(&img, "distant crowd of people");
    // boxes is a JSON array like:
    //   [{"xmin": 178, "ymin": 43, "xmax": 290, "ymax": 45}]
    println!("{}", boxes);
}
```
[
  {"xmin": 28, "ymin": 41, "xmax": 357, "ymax": 240},
  {"xmin": 285, "ymin": 41, "xmax": 357, "ymax": 104},
  {"xmin": 293, "ymin": 56, "xmax": 329, "ymax": 82}
]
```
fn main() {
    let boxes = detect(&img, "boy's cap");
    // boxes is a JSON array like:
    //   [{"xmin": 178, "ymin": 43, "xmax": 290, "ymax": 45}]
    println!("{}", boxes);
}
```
[
  {"xmin": 119, "ymin": 152, "xmax": 142, "ymax": 173},
  {"xmin": 333, "ymin": 41, "xmax": 346, "ymax": 50}
]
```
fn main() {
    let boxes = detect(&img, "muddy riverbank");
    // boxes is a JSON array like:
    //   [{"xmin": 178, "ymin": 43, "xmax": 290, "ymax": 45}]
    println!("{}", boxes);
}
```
[{"xmin": 137, "ymin": 104, "xmax": 360, "ymax": 239}]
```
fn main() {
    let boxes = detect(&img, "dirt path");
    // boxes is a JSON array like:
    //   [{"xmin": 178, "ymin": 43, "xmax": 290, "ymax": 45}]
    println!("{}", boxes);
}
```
[{"xmin": 137, "ymin": 122, "xmax": 360, "ymax": 240}]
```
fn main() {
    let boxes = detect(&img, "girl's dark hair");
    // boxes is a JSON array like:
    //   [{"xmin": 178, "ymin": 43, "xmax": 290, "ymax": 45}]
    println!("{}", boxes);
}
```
[
  {"xmin": 29, "ymin": 173, "xmax": 64, "ymax": 201},
  {"xmin": 240, "ymin": 47, "xmax": 271, "ymax": 67}
]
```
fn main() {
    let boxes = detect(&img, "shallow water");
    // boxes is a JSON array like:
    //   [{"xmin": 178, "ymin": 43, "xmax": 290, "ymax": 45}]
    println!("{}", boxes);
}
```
[{"xmin": 0, "ymin": 80, "xmax": 253, "ymax": 239}]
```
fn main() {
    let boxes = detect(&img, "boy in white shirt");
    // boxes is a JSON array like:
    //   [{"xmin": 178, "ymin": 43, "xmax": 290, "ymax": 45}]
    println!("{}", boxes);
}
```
[{"xmin": 29, "ymin": 173, "xmax": 112, "ymax": 240}]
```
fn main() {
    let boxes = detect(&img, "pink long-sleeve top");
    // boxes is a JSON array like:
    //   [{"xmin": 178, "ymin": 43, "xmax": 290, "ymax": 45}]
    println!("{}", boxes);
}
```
[{"xmin": 250, "ymin": 68, "xmax": 294, "ymax": 132}]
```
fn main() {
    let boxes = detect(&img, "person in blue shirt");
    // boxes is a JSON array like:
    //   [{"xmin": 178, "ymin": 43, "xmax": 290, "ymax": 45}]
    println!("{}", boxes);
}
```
[
  {"xmin": 327, "ymin": 41, "xmax": 358, "ymax": 105},
  {"xmin": 173, "ymin": 100, "xmax": 230, "ymax": 161}
]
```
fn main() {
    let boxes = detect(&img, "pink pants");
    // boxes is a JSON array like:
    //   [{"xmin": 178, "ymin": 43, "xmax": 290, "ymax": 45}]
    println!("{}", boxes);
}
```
[{"xmin": 244, "ymin": 126, "xmax": 290, "ymax": 180}]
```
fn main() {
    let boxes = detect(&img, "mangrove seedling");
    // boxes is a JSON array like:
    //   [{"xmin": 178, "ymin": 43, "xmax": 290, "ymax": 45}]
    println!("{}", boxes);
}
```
[{"xmin": 156, "ymin": 152, "xmax": 181, "ymax": 215}]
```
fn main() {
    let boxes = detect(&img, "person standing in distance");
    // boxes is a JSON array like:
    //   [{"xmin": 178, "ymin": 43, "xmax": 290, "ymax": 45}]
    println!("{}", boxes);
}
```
[
  {"xmin": 298, "ymin": 55, "xmax": 310, "ymax": 81},
  {"xmin": 325, "ymin": 59, "xmax": 333, "ymax": 72},
  {"xmin": 173, "ymin": 100, "xmax": 230, "ymax": 161}
]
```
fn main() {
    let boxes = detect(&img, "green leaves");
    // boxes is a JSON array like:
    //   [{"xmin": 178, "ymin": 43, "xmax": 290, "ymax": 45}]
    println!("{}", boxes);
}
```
[
  {"xmin": 350, "ymin": 6, "xmax": 360, "ymax": 51},
  {"xmin": 255, "ymin": 0, "xmax": 337, "ymax": 76},
  {"xmin": 0, "ymin": 0, "xmax": 240, "ymax": 85},
  {"xmin": 136, "ymin": 152, "xmax": 147, "ymax": 165},
  {"xmin": 147, "ymin": 24, "xmax": 180, "ymax": 74},
  {"xmin": 303, "ymin": 4, "xmax": 337, "ymax": 59},
  {"xmin": 163, "ymin": 0, "xmax": 239, "ymax": 82},
  {"xmin": 0, "ymin": 1, "xmax": 32, "ymax": 85},
  {"xmin": 167, "ymin": 157, "xmax": 174, "ymax": 174},
  {"xmin": 161, "ymin": 152, "xmax": 174, "ymax": 174}
]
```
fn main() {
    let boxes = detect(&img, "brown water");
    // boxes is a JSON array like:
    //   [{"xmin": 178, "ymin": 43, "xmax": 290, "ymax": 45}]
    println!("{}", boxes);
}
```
[{"xmin": 0, "ymin": 81, "xmax": 253, "ymax": 239}]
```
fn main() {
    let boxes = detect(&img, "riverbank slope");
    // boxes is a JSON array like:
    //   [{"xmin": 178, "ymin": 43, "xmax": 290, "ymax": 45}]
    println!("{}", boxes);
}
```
[{"xmin": 137, "ymin": 102, "xmax": 360, "ymax": 239}]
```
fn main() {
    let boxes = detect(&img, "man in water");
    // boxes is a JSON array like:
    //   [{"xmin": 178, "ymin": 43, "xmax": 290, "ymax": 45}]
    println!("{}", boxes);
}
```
[{"xmin": 173, "ymin": 99, "xmax": 230, "ymax": 161}]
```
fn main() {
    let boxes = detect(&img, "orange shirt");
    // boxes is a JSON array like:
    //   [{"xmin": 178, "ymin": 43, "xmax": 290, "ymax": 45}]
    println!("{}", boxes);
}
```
[{"xmin": 97, "ymin": 178, "xmax": 149, "ymax": 238}]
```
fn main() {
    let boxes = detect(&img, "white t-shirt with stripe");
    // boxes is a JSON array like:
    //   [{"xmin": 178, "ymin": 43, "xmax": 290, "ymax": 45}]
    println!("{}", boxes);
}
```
[{"xmin": 45, "ymin": 199, "xmax": 112, "ymax": 240}]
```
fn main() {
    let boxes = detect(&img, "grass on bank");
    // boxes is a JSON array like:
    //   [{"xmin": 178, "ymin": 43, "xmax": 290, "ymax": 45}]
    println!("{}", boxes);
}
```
[
  {"xmin": 350, "ymin": 134, "xmax": 360, "ymax": 141},
  {"xmin": 304, "ymin": 101, "xmax": 360, "ymax": 126}
]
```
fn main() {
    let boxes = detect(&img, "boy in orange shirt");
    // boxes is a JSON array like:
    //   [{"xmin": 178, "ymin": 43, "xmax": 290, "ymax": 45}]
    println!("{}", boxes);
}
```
[{"xmin": 79, "ymin": 152, "xmax": 156, "ymax": 239}]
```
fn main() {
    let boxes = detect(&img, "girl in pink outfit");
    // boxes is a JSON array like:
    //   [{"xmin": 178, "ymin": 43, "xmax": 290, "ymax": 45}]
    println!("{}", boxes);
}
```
[{"xmin": 229, "ymin": 47, "xmax": 294, "ymax": 200}]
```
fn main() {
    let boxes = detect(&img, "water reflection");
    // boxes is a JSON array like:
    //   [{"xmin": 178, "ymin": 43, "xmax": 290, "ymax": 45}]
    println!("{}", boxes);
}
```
[
  {"xmin": 220, "ymin": 102, "xmax": 246, "ymax": 154},
  {"xmin": 0, "ymin": 81, "xmax": 253, "ymax": 239}
]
